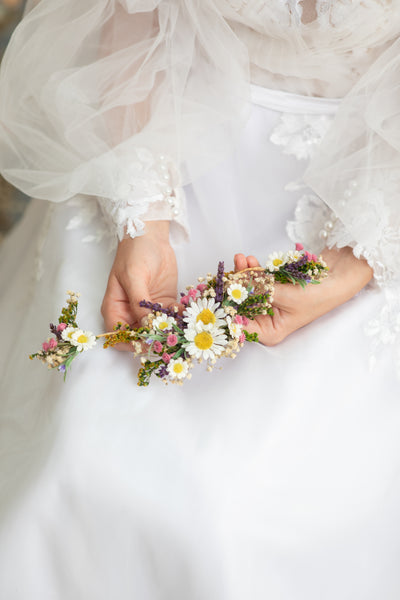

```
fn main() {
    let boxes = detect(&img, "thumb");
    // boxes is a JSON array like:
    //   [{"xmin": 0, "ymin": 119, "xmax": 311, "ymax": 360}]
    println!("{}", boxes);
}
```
[{"xmin": 121, "ymin": 274, "xmax": 154, "ymax": 327}]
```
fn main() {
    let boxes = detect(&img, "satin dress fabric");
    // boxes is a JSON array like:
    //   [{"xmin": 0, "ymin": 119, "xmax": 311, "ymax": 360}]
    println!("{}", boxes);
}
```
[{"xmin": 0, "ymin": 87, "xmax": 399, "ymax": 600}]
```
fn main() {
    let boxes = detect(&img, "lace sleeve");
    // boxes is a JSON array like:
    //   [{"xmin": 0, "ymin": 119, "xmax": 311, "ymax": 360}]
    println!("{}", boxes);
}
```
[
  {"xmin": 303, "ymin": 37, "xmax": 400, "ymax": 286},
  {"xmin": 0, "ymin": 0, "xmax": 248, "ymax": 241}
]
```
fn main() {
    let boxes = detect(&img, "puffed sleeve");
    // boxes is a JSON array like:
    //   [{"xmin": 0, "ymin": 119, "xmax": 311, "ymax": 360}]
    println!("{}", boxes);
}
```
[
  {"xmin": 303, "ymin": 37, "xmax": 400, "ymax": 287},
  {"xmin": 0, "ymin": 0, "xmax": 249, "ymax": 241}
]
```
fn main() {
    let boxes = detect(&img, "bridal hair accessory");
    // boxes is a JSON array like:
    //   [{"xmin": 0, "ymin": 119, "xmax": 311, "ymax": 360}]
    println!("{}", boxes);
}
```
[{"xmin": 30, "ymin": 245, "xmax": 328, "ymax": 386}]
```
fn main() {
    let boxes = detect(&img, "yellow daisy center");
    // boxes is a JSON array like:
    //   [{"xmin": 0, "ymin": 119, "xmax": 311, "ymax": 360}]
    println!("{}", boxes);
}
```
[
  {"xmin": 194, "ymin": 331, "xmax": 213, "ymax": 350},
  {"xmin": 173, "ymin": 363, "xmax": 184, "ymax": 374},
  {"xmin": 232, "ymin": 288, "xmax": 242, "ymax": 300},
  {"xmin": 196, "ymin": 309, "xmax": 216, "ymax": 326},
  {"xmin": 159, "ymin": 322, "xmax": 169, "ymax": 330},
  {"xmin": 273, "ymin": 258, "xmax": 283, "ymax": 267},
  {"xmin": 67, "ymin": 331, "xmax": 75, "ymax": 339},
  {"xmin": 77, "ymin": 334, "xmax": 88, "ymax": 344}
]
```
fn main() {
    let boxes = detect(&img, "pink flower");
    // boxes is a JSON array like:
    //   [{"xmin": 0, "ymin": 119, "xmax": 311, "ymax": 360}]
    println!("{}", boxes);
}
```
[
  {"xmin": 239, "ymin": 333, "xmax": 246, "ymax": 344},
  {"xmin": 57, "ymin": 323, "xmax": 67, "ymax": 331},
  {"xmin": 49, "ymin": 338, "xmax": 58, "ymax": 349},
  {"xmin": 188, "ymin": 288, "xmax": 197, "ymax": 299},
  {"xmin": 42, "ymin": 341, "xmax": 50, "ymax": 352},
  {"xmin": 304, "ymin": 251, "xmax": 312, "ymax": 261},
  {"xmin": 162, "ymin": 353, "xmax": 171, "ymax": 364},
  {"xmin": 234, "ymin": 315, "xmax": 243, "ymax": 325},
  {"xmin": 295, "ymin": 243, "xmax": 304, "ymax": 251},
  {"xmin": 166, "ymin": 334, "xmax": 178, "ymax": 347},
  {"xmin": 153, "ymin": 341, "xmax": 163, "ymax": 353},
  {"xmin": 242, "ymin": 316, "xmax": 249, "ymax": 326},
  {"xmin": 197, "ymin": 283, "xmax": 208, "ymax": 293},
  {"xmin": 181, "ymin": 295, "xmax": 189, "ymax": 306},
  {"xmin": 311, "ymin": 254, "xmax": 318, "ymax": 262}
]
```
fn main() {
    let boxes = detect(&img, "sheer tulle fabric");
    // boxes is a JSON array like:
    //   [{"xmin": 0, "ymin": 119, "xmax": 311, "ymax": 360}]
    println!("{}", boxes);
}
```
[
  {"xmin": 304, "ymin": 37, "xmax": 400, "ymax": 283},
  {"xmin": 0, "ymin": 0, "xmax": 399, "ymax": 280},
  {"xmin": 220, "ymin": 0, "xmax": 399, "ymax": 97},
  {"xmin": 0, "ymin": 0, "xmax": 249, "ymax": 237}
]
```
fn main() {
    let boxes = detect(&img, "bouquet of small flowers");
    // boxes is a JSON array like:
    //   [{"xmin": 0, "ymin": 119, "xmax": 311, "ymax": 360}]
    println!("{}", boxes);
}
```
[{"xmin": 30, "ymin": 245, "xmax": 327, "ymax": 386}]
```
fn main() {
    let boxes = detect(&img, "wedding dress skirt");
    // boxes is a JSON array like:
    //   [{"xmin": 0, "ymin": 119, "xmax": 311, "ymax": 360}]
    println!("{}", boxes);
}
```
[{"xmin": 0, "ymin": 87, "xmax": 399, "ymax": 600}]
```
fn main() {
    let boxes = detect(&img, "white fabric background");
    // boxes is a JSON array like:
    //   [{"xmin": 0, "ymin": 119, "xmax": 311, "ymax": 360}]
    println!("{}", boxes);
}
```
[{"xmin": 0, "ymin": 94, "xmax": 399, "ymax": 599}]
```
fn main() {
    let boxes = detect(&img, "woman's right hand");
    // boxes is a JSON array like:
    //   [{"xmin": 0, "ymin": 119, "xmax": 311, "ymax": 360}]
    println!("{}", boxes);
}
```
[{"xmin": 101, "ymin": 220, "xmax": 178, "ymax": 350}]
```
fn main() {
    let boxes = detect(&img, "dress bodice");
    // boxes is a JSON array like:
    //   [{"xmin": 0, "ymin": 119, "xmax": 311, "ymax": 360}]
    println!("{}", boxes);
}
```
[{"xmin": 216, "ymin": 0, "xmax": 399, "ymax": 96}]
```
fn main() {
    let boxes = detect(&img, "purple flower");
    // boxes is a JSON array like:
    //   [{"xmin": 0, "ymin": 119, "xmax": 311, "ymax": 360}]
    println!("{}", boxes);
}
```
[
  {"xmin": 284, "ymin": 256, "xmax": 310, "ymax": 281},
  {"xmin": 139, "ymin": 300, "xmax": 178, "ymax": 318},
  {"xmin": 215, "ymin": 261, "xmax": 224, "ymax": 303},
  {"xmin": 50, "ymin": 323, "xmax": 63, "ymax": 341},
  {"xmin": 157, "ymin": 364, "xmax": 169, "ymax": 379},
  {"xmin": 58, "ymin": 364, "xmax": 66, "ymax": 373}
]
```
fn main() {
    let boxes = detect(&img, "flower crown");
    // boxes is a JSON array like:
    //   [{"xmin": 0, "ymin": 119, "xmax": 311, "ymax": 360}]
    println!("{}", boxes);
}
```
[{"xmin": 30, "ymin": 245, "xmax": 328, "ymax": 386}]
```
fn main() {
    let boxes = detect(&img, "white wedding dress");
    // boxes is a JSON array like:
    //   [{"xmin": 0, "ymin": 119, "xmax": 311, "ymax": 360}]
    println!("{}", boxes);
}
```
[{"xmin": 0, "ymin": 1, "xmax": 400, "ymax": 598}]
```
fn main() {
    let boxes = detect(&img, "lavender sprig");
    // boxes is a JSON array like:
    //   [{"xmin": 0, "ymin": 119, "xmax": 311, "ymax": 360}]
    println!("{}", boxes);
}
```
[
  {"xmin": 215, "ymin": 261, "xmax": 225, "ymax": 304},
  {"xmin": 139, "ymin": 300, "xmax": 178, "ymax": 318},
  {"xmin": 282, "ymin": 256, "xmax": 312, "ymax": 284},
  {"xmin": 50, "ymin": 323, "xmax": 63, "ymax": 341}
]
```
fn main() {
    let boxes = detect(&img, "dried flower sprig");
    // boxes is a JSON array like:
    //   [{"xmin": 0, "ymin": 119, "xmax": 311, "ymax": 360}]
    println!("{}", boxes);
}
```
[
  {"xmin": 29, "ymin": 246, "xmax": 328, "ymax": 385},
  {"xmin": 29, "ymin": 291, "xmax": 96, "ymax": 380}
]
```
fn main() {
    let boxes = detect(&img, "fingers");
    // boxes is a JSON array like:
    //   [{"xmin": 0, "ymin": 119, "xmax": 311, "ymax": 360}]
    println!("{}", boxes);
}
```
[
  {"xmin": 234, "ymin": 253, "xmax": 248, "ymax": 271},
  {"xmin": 234, "ymin": 254, "xmax": 260, "ymax": 271},
  {"xmin": 101, "ymin": 274, "xmax": 136, "ymax": 352},
  {"xmin": 120, "ymin": 273, "xmax": 153, "ymax": 327},
  {"xmin": 246, "ymin": 255, "xmax": 260, "ymax": 268}
]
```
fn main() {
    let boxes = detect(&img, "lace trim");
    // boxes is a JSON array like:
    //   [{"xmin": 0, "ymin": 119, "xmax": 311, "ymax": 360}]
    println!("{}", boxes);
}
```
[
  {"xmin": 270, "ymin": 113, "xmax": 334, "ymax": 160},
  {"xmin": 270, "ymin": 111, "xmax": 397, "ymax": 284},
  {"xmin": 286, "ymin": 187, "xmax": 397, "ymax": 286},
  {"xmin": 95, "ymin": 148, "xmax": 187, "ymax": 242},
  {"xmin": 272, "ymin": 106, "xmax": 400, "ymax": 376},
  {"xmin": 226, "ymin": 0, "xmax": 391, "ymax": 25},
  {"xmin": 286, "ymin": 191, "xmax": 400, "ymax": 376}
]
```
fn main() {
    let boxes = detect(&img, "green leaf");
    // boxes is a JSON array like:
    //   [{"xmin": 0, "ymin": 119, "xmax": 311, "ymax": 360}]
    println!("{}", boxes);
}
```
[{"xmin": 243, "ymin": 329, "xmax": 259, "ymax": 343}]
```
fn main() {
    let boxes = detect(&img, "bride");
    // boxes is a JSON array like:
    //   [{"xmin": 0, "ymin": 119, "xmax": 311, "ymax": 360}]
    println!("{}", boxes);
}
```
[{"xmin": 0, "ymin": 1, "xmax": 399, "ymax": 598}]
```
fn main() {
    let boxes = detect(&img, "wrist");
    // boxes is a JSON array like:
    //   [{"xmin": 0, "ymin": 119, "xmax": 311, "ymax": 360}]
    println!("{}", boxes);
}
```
[
  {"xmin": 122, "ymin": 220, "xmax": 170, "ymax": 243},
  {"xmin": 321, "ymin": 246, "xmax": 373, "ymax": 302},
  {"xmin": 143, "ymin": 220, "xmax": 170, "ymax": 239}
]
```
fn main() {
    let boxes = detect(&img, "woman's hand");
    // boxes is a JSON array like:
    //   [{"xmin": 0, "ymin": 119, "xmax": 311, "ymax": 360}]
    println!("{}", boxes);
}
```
[
  {"xmin": 101, "ymin": 221, "xmax": 178, "ymax": 349},
  {"xmin": 234, "ymin": 247, "xmax": 373, "ymax": 346}
]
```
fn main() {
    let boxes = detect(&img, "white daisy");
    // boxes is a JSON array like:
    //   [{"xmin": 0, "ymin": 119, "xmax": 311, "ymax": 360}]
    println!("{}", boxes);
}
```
[
  {"xmin": 226, "ymin": 316, "xmax": 242, "ymax": 339},
  {"xmin": 184, "ymin": 323, "xmax": 227, "ymax": 360},
  {"xmin": 152, "ymin": 315, "xmax": 176, "ymax": 332},
  {"xmin": 70, "ymin": 329, "xmax": 97, "ymax": 352},
  {"xmin": 265, "ymin": 251, "xmax": 287, "ymax": 271},
  {"xmin": 285, "ymin": 250, "xmax": 302, "ymax": 262},
  {"xmin": 183, "ymin": 297, "xmax": 226, "ymax": 330},
  {"xmin": 61, "ymin": 326, "xmax": 79, "ymax": 342},
  {"xmin": 167, "ymin": 358, "xmax": 189, "ymax": 380},
  {"xmin": 226, "ymin": 283, "xmax": 248, "ymax": 305}
]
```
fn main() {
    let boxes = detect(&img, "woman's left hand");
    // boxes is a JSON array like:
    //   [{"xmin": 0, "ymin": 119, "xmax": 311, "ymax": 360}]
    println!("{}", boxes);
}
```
[{"xmin": 234, "ymin": 246, "xmax": 373, "ymax": 346}]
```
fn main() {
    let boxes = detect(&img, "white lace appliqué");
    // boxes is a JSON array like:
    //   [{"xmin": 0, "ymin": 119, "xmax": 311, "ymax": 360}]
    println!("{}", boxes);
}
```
[
  {"xmin": 271, "ymin": 106, "xmax": 400, "ymax": 377},
  {"xmin": 96, "ymin": 148, "xmax": 187, "ymax": 242},
  {"xmin": 270, "ymin": 113, "xmax": 334, "ymax": 160}
]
